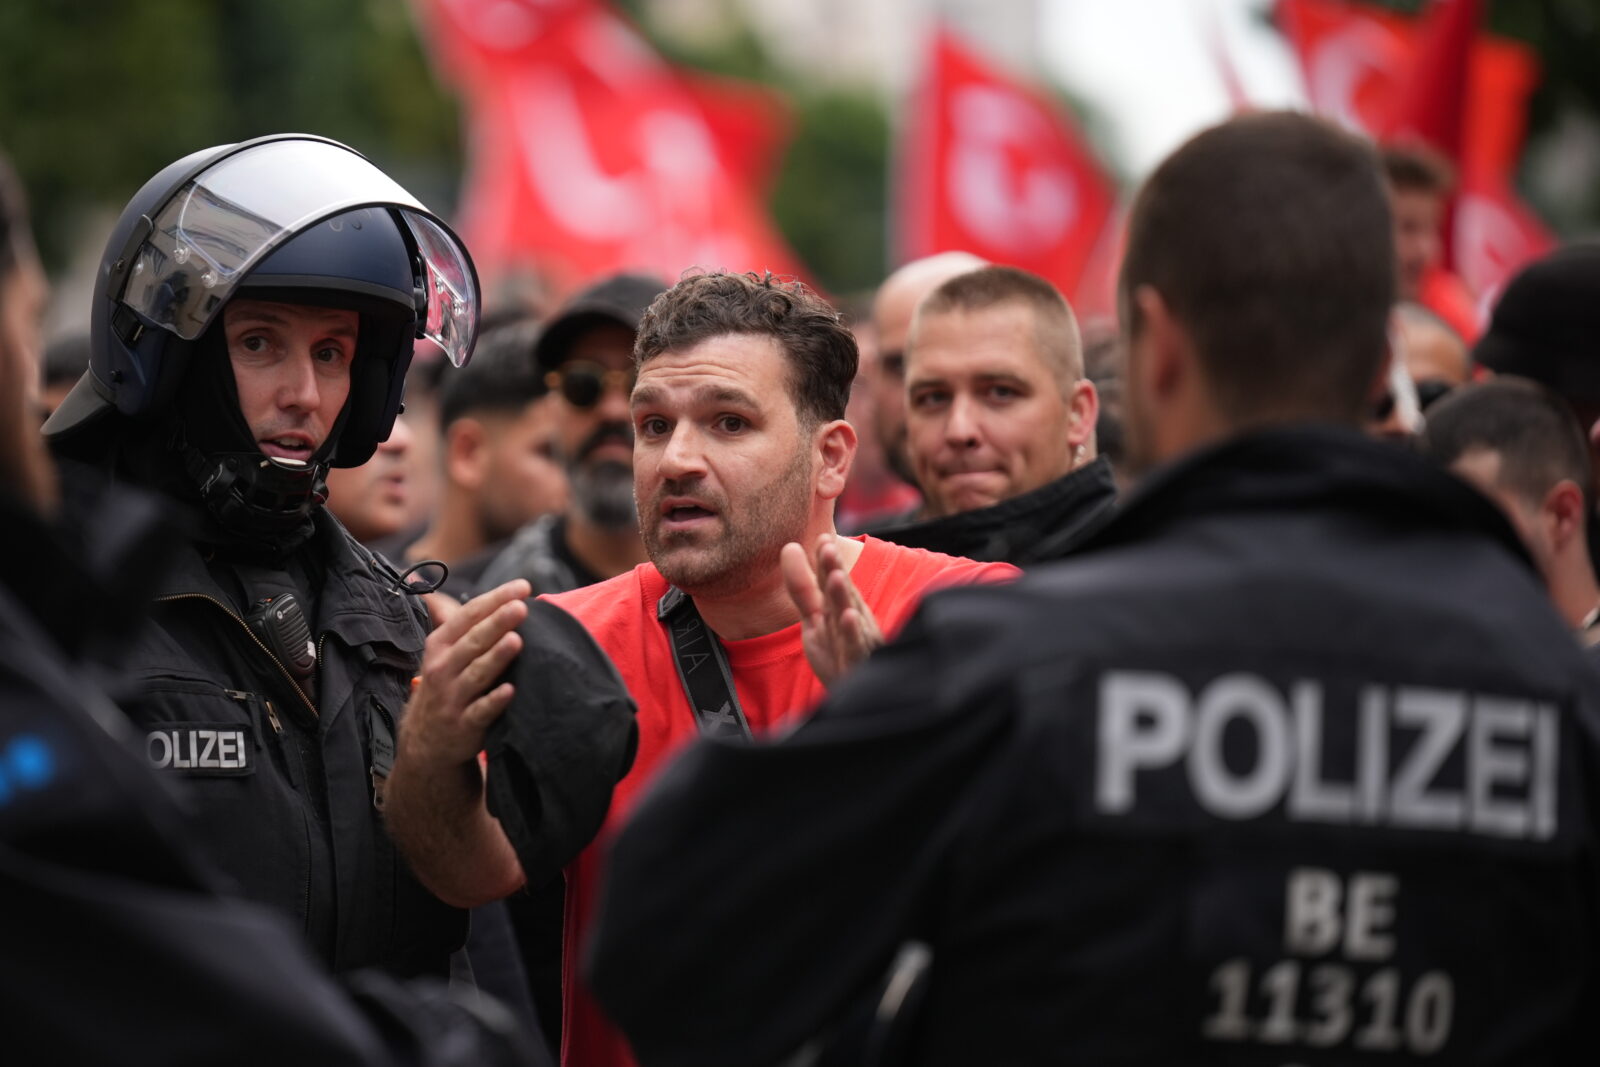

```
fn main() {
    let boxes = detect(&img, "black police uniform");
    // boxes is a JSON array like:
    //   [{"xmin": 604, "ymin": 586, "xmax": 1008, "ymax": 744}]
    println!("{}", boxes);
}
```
[
  {"xmin": 0, "ymin": 487, "xmax": 540, "ymax": 1064},
  {"xmin": 589, "ymin": 425, "xmax": 1600, "ymax": 1066},
  {"xmin": 871, "ymin": 455, "xmax": 1117, "ymax": 565},
  {"xmin": 117, "ymin": 499, "xmax": 465, "ymax": 977}
]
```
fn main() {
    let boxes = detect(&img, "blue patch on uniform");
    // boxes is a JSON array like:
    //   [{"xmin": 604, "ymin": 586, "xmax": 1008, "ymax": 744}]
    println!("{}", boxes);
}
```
[
  {"xmin": 0, "ymin": 734, "xmax": 55, "ymax": 805},
  {"xmin": 8, "ymin": 736, "xmax": 54, "ymax": 788}
]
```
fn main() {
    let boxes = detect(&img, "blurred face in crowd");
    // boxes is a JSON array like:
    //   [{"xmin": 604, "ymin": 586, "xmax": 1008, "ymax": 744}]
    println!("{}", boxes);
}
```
[
  {"xmin": 0, "ymin": 235, "xmax": 52, "ymax": 510},
  {"xmin": 905, "ymin": 302, "xmax": 1092, "ymax": 517},
  {"xmin": 1389, "ymin": 187, "xmax": 1444, "ymax": 302},
  {"xmin": 472, "ymin": 395, "xmax": 568, "ymax": 543},
  {"xmin": 870, "ymin": 283, "xmax": 919, "ymax": 486},
  {"xmin": 224, "ymin": 299, "xmax": 356, "ymax": 460},
  {"xmin": 1397, "ymin": 311, "xmax": 1469, "ymax": 405},
  {"xmin": 326, "ymin": 415, "xmax": 415, "ymax": 544},
  {"xmin": 869, "ymin": 255, "xmax": 988, "ymax": 489},
  {"xmin": 632, "ymin": 333, "xmax": 836, "ymax": 598},
  {"xmin": 551, "ymin": 322, "xmax": 638, "ymax": 530}
]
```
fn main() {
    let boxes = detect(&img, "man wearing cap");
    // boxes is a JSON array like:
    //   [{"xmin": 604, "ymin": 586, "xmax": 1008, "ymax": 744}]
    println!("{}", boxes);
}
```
[
  {"xmin": 1473, "ymin": 242, "xmax": 1600, "ymax": 570},
  {"xmin": 374, "ymin": 313, "xmax": 568, "ymax": 597},
  {"xmin": 45, "ymin": 135, "xmax": 485, "ymax": 980},
  {"xmin": 478, "ymin": 273, "xmax": 665, "ymax": 596},
  {"xmin": 586, "ymin": 114, "xmax": 1600, "ymax": 1066},
  {"xmin": 385, "ymin": 270, "xmax": 1017, "ymax": 1067},
  {"xmin": 1475, "ymin": 243, "xmax": 1600, "ymax": 461}
]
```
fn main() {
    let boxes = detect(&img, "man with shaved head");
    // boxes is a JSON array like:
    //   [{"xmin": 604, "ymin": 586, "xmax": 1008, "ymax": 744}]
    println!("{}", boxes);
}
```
[
  {"xmin": 868, "ymin": 251, "xmax": 987, "ymax": 498},
  {"xmin": 586, "ymin": 111, "xmax": 1600, "ymax": 1067},
  {"xmin": 874, "ymin": 265, "xmax": 1115, "ymax": 564}
]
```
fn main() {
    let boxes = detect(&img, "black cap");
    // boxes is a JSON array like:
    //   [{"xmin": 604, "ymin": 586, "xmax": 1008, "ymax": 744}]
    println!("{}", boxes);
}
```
[
  {"xmin": 533, "ymin": 272, "xmax": 669, "ymax": 374},
  {"xmin": 1475, "ymin": 243, "xmax": 1600, "ymax": 404}
]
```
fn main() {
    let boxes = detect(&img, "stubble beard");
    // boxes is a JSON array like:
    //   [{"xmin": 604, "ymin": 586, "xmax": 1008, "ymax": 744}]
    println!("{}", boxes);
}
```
[{"xmin": 645, "ymin": 446, "xmax": 813, "ymax": 600}]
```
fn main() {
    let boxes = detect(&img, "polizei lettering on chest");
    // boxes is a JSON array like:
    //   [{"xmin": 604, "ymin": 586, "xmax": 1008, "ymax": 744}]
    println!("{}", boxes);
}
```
[
  {"xmin": 1095, "ymin": 671, "xmax": 1558, "ymax": 840},
  {"xmin": 146, "ymin": 727, "xmax": 250, "ymax": 774}
]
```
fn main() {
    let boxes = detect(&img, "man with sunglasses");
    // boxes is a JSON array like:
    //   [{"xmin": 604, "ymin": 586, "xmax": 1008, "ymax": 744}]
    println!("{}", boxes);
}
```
[
  {"xmin": 470, "ymin": 274, "xmax": 664, "ymax": 1048},
  {"xmin": 478, "ymin": 274, "xmax": 664, "ymax": 597},
  {"xmin": 385, "ymin": 270, "xmax": 1017, "ymax": 1067}
]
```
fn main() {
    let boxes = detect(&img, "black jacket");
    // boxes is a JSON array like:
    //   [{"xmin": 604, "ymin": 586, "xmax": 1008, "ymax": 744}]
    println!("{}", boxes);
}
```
[
  {"xmin": 0, "ymin": 489, "xmax": 541, "ymax": 1065},
  {"xmin": 589, "ymin": 426, "xmax": 1600, "ymax": 1067},
  {"xmin": 116, "ymin": 503, "xmax": 464, "ymax": 977},
  {"xmin": 870, "ymin": 457, "xmax": 1117, "ymax": 565}
]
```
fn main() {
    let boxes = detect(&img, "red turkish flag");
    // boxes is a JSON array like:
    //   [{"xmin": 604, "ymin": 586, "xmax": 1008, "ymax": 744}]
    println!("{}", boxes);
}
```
[
  {"xmin": 898, "ymin": 27, "xmax": 1116, "ymax": 300},
  {"xmin": 1388, "ymin": 0, "xmax": 1481, "ymax": 160},
  {"xmin": 1276, "ymin": 0, "xmax": 1552, "ymax": 300},
  {"xmin": 411, "ymin": 0, "xmax": 807, "ymax": 297}
]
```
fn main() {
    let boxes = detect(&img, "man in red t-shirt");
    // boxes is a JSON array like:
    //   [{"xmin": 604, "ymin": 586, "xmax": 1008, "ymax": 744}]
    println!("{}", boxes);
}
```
[{"xmin": 387, "ymin": 270, "xmax": 1015, "ymax": 1067}]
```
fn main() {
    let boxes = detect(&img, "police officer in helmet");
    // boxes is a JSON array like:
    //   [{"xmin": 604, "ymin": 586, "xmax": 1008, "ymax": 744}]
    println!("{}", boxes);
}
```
[{"xmin": 46, "ymin": 134, "xmax": 480, "ymax": 978}]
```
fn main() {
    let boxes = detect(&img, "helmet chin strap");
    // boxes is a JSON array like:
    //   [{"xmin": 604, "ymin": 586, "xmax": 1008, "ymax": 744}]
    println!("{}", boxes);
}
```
[
  {"xmin": 170, "ymin": 302, "xmax": 359, "ymax": 552},
  {"xmin": 173, "ymin": 388, "xmax": 353, "ymax": 554},
  {"xmin": 180, "ymin": 441, "xmax": 331, "ymax": 548}
]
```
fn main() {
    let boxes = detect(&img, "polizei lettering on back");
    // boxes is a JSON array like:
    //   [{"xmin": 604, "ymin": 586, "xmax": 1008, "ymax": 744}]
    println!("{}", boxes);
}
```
[
  {"xmin": 146, "ymin": 727, "xmax": 250, "ymax": 774},
  {"xmin": 1095, "ymin": 671, "xmax": 1558, "ymax": 840}
]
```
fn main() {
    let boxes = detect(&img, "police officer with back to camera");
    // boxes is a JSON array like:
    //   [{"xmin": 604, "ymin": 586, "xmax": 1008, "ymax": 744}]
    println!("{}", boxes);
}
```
[
  {"xmin": 587, "ymin": 112, "xmax": 1600, "ymax": 1066},
  {"xmin": 45, "ymin": 133, "xmax": 483, "ymax": 979}
]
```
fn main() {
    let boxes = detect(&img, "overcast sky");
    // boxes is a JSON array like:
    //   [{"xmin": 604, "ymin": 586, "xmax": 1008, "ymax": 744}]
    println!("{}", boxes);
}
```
[{"xmin": 1042, "ymin": 0, "xmax": 1310, "ymax": 183}]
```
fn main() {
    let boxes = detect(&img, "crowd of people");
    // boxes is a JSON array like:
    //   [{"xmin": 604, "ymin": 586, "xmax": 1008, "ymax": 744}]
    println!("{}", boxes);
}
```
[{"xmin": 6, "ymin": 107, "xmax": 1600, "ymax": 1065}]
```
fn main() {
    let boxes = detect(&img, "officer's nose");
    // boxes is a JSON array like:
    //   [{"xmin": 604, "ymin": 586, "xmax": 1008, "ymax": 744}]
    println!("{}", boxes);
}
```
[{"xmin": 278, "ymin": 351, "xmax": 322, "ymax": 413}]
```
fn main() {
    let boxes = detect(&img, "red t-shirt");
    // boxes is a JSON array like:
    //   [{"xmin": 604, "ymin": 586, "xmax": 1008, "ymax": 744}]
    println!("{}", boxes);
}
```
[{"xmin": 544, "ymin": 536, "xmax": 1017, "ymax": 1067}]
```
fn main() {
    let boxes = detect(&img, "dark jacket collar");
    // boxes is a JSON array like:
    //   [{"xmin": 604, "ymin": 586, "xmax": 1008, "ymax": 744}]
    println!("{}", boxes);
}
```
[
  {"xmin": 1086, "ymin": 424, "xmax": 1534, "ymax": 570},
  {"xmin": 873, "ymin": 456, "xmax": 1118, "ymax": 565},
  {"xmin": 147, "ymin": 506, "xmax": 423, "ymax": 652}
]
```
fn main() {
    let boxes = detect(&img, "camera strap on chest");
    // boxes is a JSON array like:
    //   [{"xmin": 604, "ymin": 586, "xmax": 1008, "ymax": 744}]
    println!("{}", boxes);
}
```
[{"xmin": 657, "ymin": 585, "xmax": 753, "ymax": 742}]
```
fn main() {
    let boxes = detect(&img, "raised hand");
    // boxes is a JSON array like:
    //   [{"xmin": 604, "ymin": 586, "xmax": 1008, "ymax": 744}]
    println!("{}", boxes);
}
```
[
  {"xmin": 781, "ymin": 535, "xmax": 883, "ymax": 688},
  {"xmin": 401, "ymin": 579, "xmax": 531, "ymax": 766}
]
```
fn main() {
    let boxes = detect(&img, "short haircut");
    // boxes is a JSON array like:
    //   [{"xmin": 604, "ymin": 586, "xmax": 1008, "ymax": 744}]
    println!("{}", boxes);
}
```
[
  {"xmin": 914, "ymin": 265, "xmax": 1084, "ymax": 388},
  {"xmin": 1381, "ymin": 142, "xmax": 1456, "ymax": 196},
  {"xmin": 635, "ymin": 271, "xmax": 857, "ymax": 425},
  {"xmin": 0, "ymin": 150, "xmax": 28, "ymax": 278},
  {"xmin": 1120, "ymin": 111, "xmax": 1394, "ymax": 424},
  {"xmin": 1422, "ymin": 378, "xmax": 1592, "ymax": 510},
  {"xmin": 436, "ymin": 311, "xmax": 548, "ymax": 431}
]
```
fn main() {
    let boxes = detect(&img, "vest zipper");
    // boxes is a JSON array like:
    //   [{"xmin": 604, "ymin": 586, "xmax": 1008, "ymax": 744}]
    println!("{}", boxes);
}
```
[{"xmin": 154, "ymin": 592, "xmax": 319, "ymax": 721}]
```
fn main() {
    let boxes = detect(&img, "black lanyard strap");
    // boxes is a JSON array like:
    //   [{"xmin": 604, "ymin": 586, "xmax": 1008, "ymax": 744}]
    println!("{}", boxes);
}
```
[{"xmin": 656, "ymin": 585, "xmax": 753, "ymax": 741}]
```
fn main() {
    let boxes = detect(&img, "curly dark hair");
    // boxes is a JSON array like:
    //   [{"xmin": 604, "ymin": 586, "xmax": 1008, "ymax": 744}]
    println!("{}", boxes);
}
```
[{"xmin": 634, "ymin": 271, "xmax": 857, "ymax": 425}]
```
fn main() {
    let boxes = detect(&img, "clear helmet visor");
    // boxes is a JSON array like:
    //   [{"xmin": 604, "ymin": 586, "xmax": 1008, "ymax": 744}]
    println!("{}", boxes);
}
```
[{"xmin": 117, "ymin": 137, "xmax": 479, "ymax": 366}]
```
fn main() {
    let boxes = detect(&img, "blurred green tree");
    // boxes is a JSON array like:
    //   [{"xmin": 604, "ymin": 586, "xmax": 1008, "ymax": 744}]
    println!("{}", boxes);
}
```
[{"xmin": 0, "ymin": 0, "xmax": 460, "ymax": 271}]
